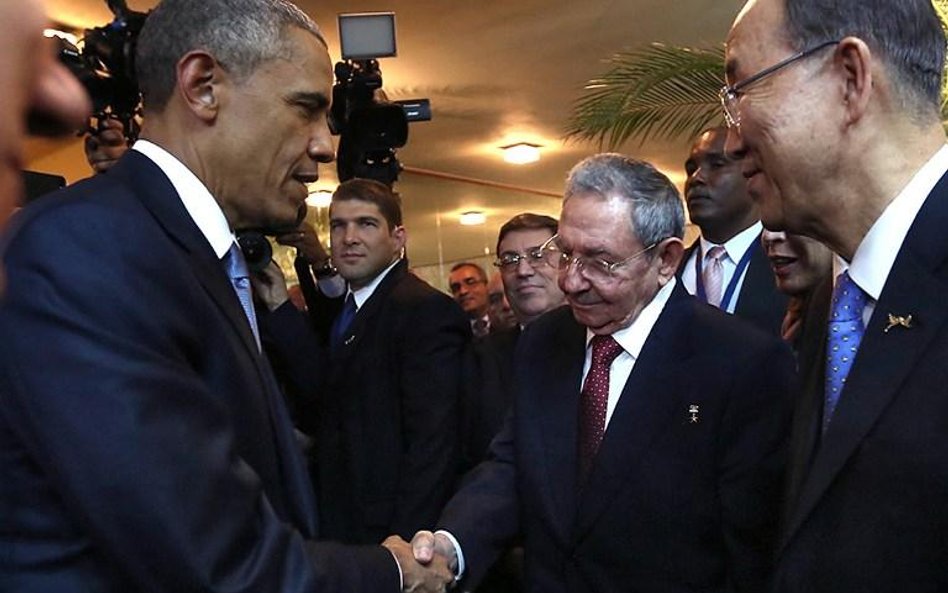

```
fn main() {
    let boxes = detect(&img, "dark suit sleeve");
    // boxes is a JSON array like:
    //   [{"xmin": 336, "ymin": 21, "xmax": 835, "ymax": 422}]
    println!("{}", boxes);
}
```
[
  {"xmin": 260, "ymin": 301, "xmax": 324, "ymax": 433},
  {"xmin": 389, "ymin": 292, "xmax": 469, "ymax": 538},
  {"xmin": 438, "ymin": 412, "xmax": 520, "ymax": 587},
  {"xmin": 0, "ymin": 206, "xmax": 397, "ymax": 592},
  {"xmin": 718, "ymin": 338, "xmax": 796, "ymax": 591}
]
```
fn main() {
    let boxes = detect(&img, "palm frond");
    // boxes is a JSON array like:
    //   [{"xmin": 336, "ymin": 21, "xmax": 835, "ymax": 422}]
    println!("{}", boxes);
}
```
[{"xmin": 564, "ymin": 43, "xmax": 725, "ymax": 149}]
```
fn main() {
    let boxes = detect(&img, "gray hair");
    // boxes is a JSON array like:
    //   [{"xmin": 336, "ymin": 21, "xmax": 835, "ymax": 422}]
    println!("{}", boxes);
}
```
[
  {"xmin": 784, "ymin": 0, "xmax": 945, "ymax": 122},
  {"xmin": 136, "ymin": 0, "xmax": 324, "ymax": 111},
  {"xmin": 564, "ymin": 153, "xmax": 685, "ymax": 248}
]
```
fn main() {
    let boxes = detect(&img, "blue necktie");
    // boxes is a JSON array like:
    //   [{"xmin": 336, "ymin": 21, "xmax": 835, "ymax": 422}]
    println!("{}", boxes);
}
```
[
  {"xmin": 823, "ymin": 271, "xmax": 868, "ymax": 432},
  {"xmin": 223, "ymin": 243, "xmax": 261, "ymax": 350},
  {"xmin": 331, "ymin": 293, "xmax": 358, "ymax": 351}
]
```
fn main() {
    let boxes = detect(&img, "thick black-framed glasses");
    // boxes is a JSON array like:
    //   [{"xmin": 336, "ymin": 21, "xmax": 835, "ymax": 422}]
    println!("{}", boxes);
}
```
[{"xmin": 719, "ymin": 39, "xmax": 840, "ymax": 128}]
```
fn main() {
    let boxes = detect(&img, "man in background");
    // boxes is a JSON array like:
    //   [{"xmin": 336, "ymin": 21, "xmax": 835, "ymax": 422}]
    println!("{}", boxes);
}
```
[
  {"xmin": 486, "ymin": 271, "xmax": 517, "ymax": 333},
  {"xmin": 276, "ymin": 178, "xmax": 469, "ymax": 546},
  {"xmin": 449, "ymin": 262, "xmax": 491, "ymax": 337},
  {"xmin": 680, "ymin": 126, "xmax": 786, "ymax": 335}
]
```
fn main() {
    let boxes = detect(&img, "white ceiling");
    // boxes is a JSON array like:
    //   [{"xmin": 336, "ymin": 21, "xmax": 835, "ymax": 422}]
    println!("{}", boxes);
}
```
[{"xmin": 33, "ymin": 0, "xmax": 743, "ymax": 285}]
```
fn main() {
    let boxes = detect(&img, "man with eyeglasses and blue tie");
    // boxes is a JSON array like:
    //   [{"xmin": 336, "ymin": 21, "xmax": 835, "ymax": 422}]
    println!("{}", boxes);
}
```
[
  {"xmin": 724, "ymin": 1, "xmax": 948, "ymax": 591},
  {"xmin": 412, "ymin": 153, "xmax": 796, "ymax": 593}
]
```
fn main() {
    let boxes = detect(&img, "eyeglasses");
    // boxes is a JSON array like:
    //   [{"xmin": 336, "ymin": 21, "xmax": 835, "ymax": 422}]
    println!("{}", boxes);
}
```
[
  {"xmin": 719, "ymin": 39, "xmax": 840, "ymax": 128},
  {"xmin": 493, "ymin": 246, "xmax": 549, "ymax": 271},
  {"xmin": 539, "ymin": 234, "xmax": 658, "ymax": 283}
]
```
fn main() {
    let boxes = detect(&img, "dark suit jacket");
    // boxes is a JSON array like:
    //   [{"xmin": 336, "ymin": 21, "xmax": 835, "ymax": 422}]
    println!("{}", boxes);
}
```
[
  {"xmin": 461, "ymin": 326, "xmax": 520, "ymax": 471},
  {"xmin": 441, "ymin": 288, "xmax": 795, "ymax": 593},
  {"xmin": 0, "ymin": 151, "xmax": 395, "ymax": 593},
  {"xmin": 680, "ymin": 235, "xmax": 788, "ymax": 336},
  {"xmin": 773, "ymin": 172, "xmax": 948, "ymax": 592},
  {"xmin": 267, "ymin": 259, "xmax": 470, "ymax": 545}
]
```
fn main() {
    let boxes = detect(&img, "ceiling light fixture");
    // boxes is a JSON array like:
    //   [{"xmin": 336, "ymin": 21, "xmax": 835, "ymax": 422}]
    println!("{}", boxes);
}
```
[
  {"xmin": 459, "ymin": 211, "xmax": 486, "ymax": 226},
  {"xmin": 501, "ymin": 142, "xmax": 541, "ymax": 165},
  {"xmin": 305, "ymin": 189, "xmax": 333, "ymax": 208}
]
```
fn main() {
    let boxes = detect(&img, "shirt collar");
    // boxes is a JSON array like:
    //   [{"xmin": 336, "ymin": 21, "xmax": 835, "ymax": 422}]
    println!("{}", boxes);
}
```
[
  {"xmin": 132, "ymin": 139, "xmax": 235, "ymax": 259},
  {"xmin": 348, "ymin": 258, "xmax": 401, "ymax": 309},
  {"xmin": 586, "ymin": 277, "xmax": 676, "ymax": 359},
  {"xmin": 844, "ymin": 143, "xmax": 948, "ymax": 299},
  {"xmin": 699, "ymin": 220, "xmax": 762, "ymax": 262}
]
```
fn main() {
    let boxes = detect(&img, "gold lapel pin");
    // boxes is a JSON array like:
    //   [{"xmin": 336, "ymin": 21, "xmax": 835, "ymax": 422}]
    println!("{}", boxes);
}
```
[
  {"xmin": 688, "ymin": 404, "xmax": 700, "ymax": 424},
  {"xmin": 884, "ymin": 313, "xmax": 914, "ymax": 334}
]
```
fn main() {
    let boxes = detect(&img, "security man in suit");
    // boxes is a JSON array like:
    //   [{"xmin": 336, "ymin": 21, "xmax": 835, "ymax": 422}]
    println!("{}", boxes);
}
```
[
  {"xmin": 725, "ymin": 0, "xmax": 948, "ymax": 590},
  {"xmin": 0, "ymin": 0, "xmax": 451, "ymax": 590},
  {"xmin": 413, "ymin": 154, "xmax": 795, "ymax": 593},
  {"xmin": 267, "ymin": 178, "xmax": 470, "ymax": 546},
  {"xmin": 681, "ymin": 126, "xmax": 787, "ymax": 335}
]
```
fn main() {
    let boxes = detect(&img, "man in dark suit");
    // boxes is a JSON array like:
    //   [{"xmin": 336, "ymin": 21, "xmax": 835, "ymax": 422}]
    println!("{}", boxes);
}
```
[
  {"xmin": 680, "ymin": 126, "xmax": 787, "ymax": 335},
  {"xmin": 461, "ymin": 213, "xmax": 566, "ymax": 468},
  {"xmin": 0, "ymin": 1, "xmax": 451, "ymax": 591},
  {"xmin": 725, "ymin": 0, "xmax": 948, "ymax": 590},
  {"xmin": 449, "ymin": 262, "xmax": 492, "ymax": 337},
  {"xmin": 269, "ymin": 178, "xmax": 469, "ymax": 545},
  {"xmin": 414, "ymin": 154, "xmax": 795, "ymax": 593}
]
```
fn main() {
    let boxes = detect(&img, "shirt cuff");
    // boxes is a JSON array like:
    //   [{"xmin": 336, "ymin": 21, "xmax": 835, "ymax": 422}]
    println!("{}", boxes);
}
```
[
  {"xmin": 318, "ymin": 273, "xmax": 346, "ymax": 298},
  {"xmin": 385, "ymin": 546, "xmax": 404, "ymax": 590},
  {"xmin": 435, "ymin": 529, "xmax": 466, "ymax": 581}
]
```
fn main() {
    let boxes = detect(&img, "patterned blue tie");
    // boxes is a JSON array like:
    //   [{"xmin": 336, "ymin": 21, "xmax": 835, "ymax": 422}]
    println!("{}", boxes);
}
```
[
  {"xmin": 331, "ymin": 293, "xmax": 358, "ymax": 351},
  {"xmin": 223, "ymin": 243, "xmax": 261, "ymax": 350},
  {"xmin": 823, "ymin": 271, "xmax": 868, "ymax": 432}
]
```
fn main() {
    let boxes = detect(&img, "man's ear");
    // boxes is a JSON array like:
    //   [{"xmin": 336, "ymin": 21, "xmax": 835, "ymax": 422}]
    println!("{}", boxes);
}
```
[
  {"xmin": 835, "ymin": 36, "xmax": 874, "ymax": 125},
  {"xmin": 175, "ymin": 50, "xmax": 223, "ymax": 122},
  {"xmin": 655, "ymin": 237, "xmax": 685, "ymax": 284},
  {"xmin": 392, "ymin": 225, "xmax": 407, "ymax": 253}
]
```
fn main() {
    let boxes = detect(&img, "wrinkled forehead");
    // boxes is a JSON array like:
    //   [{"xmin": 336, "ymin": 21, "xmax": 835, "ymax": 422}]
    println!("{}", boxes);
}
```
[{"xmin": 725, "ymin": 0, "xmax": 790, "ymax": 82}]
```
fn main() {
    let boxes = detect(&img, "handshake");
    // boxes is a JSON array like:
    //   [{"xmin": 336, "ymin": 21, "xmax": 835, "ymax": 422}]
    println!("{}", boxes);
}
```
[{"xmin": 382, "ymin": 530, "xmax": 460, "ymax": 593}]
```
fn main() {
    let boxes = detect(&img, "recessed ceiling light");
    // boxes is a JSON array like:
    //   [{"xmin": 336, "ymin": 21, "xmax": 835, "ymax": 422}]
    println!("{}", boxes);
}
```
[
  {"xmin": 501, "ymin": 142, "xmax": 541, "ymax": 165},
  {"xmin": 459, "ymin": 211, "xmax": 486, "ymax": 226},
  {"xmin": 305, "ymin": 189, "xmax": 333, "ymax": 208}
]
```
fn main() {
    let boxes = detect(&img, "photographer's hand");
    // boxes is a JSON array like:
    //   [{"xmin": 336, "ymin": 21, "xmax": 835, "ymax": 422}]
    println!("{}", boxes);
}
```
[
  {"xmin": 84, "ymin": 117, "xmax": 128, "ymax": 173},
  {"xmin": 250, "ymin": 261, "xmax": 290, "ymax": 312}
]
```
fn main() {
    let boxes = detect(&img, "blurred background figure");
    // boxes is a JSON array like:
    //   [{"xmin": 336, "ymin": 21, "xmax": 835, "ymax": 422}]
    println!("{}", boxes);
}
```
[
  {"xmin": 0, "ymin": 0, "xmax": 90, "ymax": 225},
  {"xmin": 486, "ymin": 271, "xmax": 517, "ymax": 333},
  {"xmin": 449, "ymin": 262, "xmax": 491, "ymax": 337},
  {"xmin": 761, "ymin": 229, "xmax": 832, "ymax": 346}
]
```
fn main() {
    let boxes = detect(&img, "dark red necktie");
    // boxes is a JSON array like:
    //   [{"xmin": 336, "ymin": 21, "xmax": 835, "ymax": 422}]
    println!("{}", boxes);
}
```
[{"xmin": 578, "ymin": 334, "xmax": 624, "ymax": 482}]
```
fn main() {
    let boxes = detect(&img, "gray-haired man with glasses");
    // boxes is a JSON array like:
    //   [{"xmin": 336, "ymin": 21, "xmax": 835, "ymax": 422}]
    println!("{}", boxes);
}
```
[
  {"xmin": 725, "ymin": 0, "xmax": 948, "ymax": 591},
  {"xmin": 413, "ymin": 153, "xmax": 795, "ymax": 593}
]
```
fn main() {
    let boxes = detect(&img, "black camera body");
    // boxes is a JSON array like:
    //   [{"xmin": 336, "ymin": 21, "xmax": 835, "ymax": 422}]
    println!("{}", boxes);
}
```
[{"xmin": 58, "ymin": 0, "xmax": 148, "ymax": 139}]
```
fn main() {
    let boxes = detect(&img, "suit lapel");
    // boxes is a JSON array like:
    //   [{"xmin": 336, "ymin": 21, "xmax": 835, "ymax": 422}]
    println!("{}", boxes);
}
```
[
  {"xmin": 109, "ymin": 152, "xmax": 261, "ymax": 360},
  {"xmin": 780, "ymin": 175, "xmax": 948, "ymax": 550},
  {"xmin": 574, "ymin": 286, "xmax": 695, "ymax": 539},
  {"xmin": 330, "ymin": 259, "xmax": 406, "ymax": 370},
  {"xmin": 533, "ymin": 314, "xmax": 586, "ymax": 542},
  {"xmin": 109, "ymin": 152, "xmax": 319, "ymax": 533}
]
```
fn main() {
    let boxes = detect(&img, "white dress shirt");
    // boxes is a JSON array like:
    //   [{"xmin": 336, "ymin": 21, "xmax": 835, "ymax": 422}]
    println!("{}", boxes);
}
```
[
  {"xmin": 132, "ymin": 140, "xmax": 235, "ymax": 257},
  {"xmin": 681, "ymin": 221, "xmax": 762, "ymax": 313}
]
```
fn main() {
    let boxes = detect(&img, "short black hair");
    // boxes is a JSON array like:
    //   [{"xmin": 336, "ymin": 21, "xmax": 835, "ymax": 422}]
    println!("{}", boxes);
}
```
[
  {"xmin": 331, "ymin": 178, "xmax": 403, "ymax": 229},
  {"xmin": 495, "ymin": 213, "xmax": 559, "ymax": 255},
  {"xmin": 784, "ymin": 0, "xmax": 945, "ymax": 121}
]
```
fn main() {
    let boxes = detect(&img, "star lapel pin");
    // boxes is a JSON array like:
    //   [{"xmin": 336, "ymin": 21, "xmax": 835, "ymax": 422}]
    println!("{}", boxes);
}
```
[
  {"xmin": 688, "ymin": 404, "xmax": 700, "ymax": 424},
  {"xmin": 884, "ymin": 313, "xmax": 914, "ymax": 334}
]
